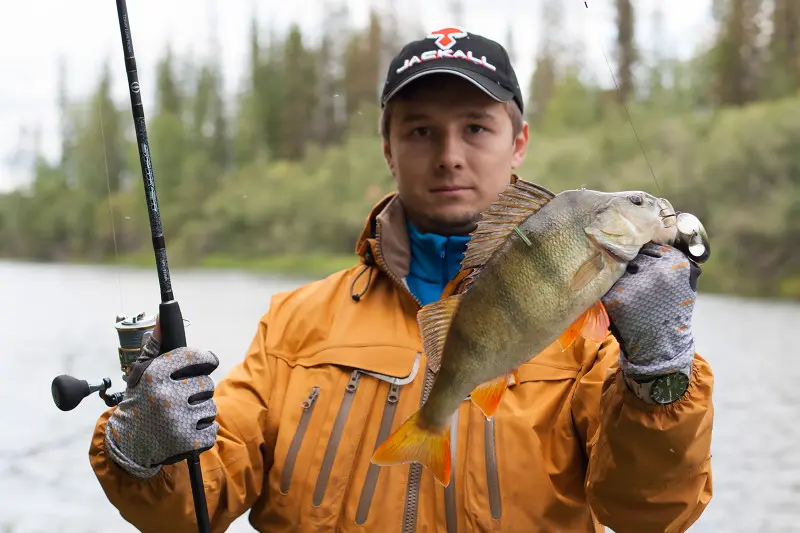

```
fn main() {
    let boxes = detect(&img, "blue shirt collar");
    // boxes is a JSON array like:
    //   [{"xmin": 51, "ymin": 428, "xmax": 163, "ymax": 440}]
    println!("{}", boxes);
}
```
[{"xmin": 405, "ymin": 221, "xmax": 470, "ymax": 304}]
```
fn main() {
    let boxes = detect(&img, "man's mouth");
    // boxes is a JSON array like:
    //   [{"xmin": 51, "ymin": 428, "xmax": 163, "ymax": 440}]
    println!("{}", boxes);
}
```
[{"xmin": 430, "ymin": 186, "xmax": 470, "ymax": 193}]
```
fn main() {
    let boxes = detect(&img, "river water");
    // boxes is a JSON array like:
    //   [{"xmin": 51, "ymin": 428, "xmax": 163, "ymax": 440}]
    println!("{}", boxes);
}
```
[{"xmin": 1, "ymin": 260, "xmax": 798, "ymax": 532}]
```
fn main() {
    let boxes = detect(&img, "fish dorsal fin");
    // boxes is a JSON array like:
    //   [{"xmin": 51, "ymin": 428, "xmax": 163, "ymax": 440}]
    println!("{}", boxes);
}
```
[
  {"xmin": 461, "ymin": 179, "xmax": 555, "ymax": 271},
  {"xmin": 418, "ymin": 294, "xmax": 462, "ymax": 373}
]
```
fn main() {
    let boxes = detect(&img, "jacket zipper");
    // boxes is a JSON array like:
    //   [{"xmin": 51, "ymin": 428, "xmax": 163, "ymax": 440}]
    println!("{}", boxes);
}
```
[
  {"xmin": 280, "ymin": 386, "xmax": 320, "ymax": 494},
  {"xmin": 484, "ymin": 416, "xmax": 502, "ymax": 520},
  {"xmin": 375, "ymin": 218, "xmax": 439, "ymax": 531},
  {"xmin": 355, "ymin": 382, "xmax": 402, "ymax": 525},
  {"xmin": 313, "ymin": 370, "xmax": 362, "ymax": 506},
  {"xmin": 401, "ymin": 367, "xmax": 436, "ymax": 533},
  {"xmin": 444, "ymin": 408, "xmax": 459, "ymax": 533}
]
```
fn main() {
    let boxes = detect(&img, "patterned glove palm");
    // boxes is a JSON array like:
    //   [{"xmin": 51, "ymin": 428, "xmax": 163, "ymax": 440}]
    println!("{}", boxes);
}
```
[
  {"xmin": 105, "ymin": 333, "xmax": 220, "ymax": 479},
  {"xmin": 601, "ymin": 243, "xmax": 702, "ymax": 378}
]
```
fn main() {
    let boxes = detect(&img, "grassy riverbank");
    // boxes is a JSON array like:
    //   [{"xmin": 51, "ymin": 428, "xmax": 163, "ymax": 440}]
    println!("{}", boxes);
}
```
[
  {"xmin": 52, "ymin": 251, "xmax": 363, "ymax": 279},
  {"xmin": 5, "ymin": 250, "xmax": 797, "ymax": 301}
]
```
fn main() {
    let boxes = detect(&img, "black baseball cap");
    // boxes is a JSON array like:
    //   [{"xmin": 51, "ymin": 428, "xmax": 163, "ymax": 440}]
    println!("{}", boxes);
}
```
[{"xmin": 381, "ymin": 27, "xmax": 524, "ymax": 113}]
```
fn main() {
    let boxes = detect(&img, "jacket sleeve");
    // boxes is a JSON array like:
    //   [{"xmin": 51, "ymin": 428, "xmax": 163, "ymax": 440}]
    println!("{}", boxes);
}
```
[
  {"xmin": 88, "ymin": 315, "xmax": 278, "ymax": 533},
  {"xmin": 571, "ymin": 335, "xmax": 714, "ymax": 533}
]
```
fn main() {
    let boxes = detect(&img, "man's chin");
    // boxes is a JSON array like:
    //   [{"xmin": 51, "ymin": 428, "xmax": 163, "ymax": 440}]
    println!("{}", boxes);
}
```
[{"xmin": 421, "ymin": 209, "xmax": 480, "ymax": 236}]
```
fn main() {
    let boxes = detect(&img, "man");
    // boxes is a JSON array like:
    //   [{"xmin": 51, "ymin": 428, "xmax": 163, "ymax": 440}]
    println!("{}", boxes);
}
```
[{"xmin": 89, "ymin": 28, "xmax": 714, "ymax": 533}]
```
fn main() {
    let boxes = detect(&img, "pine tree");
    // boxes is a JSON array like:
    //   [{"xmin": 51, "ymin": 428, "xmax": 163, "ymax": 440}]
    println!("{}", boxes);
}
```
[
  {"xmin": 615, "ymin": 0, "xmax": 636, "ymax": 103},
  {"xmin": 710, "ymin": 0, "xmax": 765, "ymax": 106}
]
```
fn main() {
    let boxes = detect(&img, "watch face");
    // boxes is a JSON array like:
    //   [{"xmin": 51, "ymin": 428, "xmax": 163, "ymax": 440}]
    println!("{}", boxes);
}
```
[{"xmin": 650, "ymin": 373, "xmax": 690, "ymax": 404}]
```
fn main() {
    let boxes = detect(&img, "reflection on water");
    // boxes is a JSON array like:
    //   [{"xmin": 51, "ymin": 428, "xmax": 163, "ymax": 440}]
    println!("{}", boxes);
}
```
[{"xmin": 1, "ymin": 261, "xmax": 798, "ymax": 532}]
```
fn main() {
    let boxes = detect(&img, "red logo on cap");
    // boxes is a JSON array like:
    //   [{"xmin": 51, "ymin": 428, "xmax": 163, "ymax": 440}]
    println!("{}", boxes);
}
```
[{"xmin": 427, "ymin": 27, "xmax": 468, "ymax": 50}]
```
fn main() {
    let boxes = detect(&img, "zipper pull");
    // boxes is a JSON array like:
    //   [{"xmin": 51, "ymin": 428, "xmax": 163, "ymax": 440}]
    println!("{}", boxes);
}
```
[
  {"xmin": 346, "ymin": 371, "xmax": 361, "ymax": 393},
  {"xmin": 302, "ymin": 386, "xmax": 320, "ymax": 409},
  {"xmin": 387, "ymin": 383, "xmax": 400, "ymax": 404}
]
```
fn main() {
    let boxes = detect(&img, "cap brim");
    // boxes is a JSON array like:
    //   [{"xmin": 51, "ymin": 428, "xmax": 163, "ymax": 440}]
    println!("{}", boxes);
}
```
[{"xmin": 382, "ymin": 65, "xmax": 515, "ymax": 106}]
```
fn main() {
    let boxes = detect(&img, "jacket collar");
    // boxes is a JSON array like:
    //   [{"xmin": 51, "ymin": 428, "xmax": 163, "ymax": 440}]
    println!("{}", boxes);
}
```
[
  {"xmin": 355, "ymin": 192, "xmax": 411, "ymax": 282},
  {"xmin": 354, "ymin": 175, "xmax": 521, "ymax": 295}
]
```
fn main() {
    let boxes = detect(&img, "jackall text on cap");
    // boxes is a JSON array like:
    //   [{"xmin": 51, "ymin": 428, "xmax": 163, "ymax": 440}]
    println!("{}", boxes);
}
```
[{"xmin": 381, "ymin": 26, "xmax": 524, "ymax": 113}]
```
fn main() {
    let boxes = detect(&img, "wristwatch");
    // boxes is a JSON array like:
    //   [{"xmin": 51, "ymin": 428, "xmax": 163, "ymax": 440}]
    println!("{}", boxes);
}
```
[{"xmin": 623, "ymin": 368, "xmax": 691, "ymax": 405}]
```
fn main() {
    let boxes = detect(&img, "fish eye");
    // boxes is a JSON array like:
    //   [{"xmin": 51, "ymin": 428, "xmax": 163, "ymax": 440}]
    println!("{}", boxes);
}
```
[{"xmin": 628, "ymin": 194, "xmax": 643, "ymax": 206}]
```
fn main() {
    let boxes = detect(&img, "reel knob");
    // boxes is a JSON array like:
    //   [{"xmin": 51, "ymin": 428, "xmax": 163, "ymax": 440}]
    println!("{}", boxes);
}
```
[
  {"xmin": 52, "ymin": 376, "xmax": 115, "ymax": 411},
  {"xmin": 51, "ymin": 375, "xmax": 91, "ymax": 411}
]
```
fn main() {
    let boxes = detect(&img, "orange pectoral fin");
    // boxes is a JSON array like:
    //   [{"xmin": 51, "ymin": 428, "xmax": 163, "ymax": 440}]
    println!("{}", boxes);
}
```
[
  {"xmin": 580, "ymin": 301, "xmax": 610, "ymax": 344},
  {"xmin": 557, "ymin": 301, "xmax": 610, "ymax": 350},
  {"xmin": 371, "ymin": 410, "xmax": 452, "ymax": 487},
  {"xmin": 470, "ymin": 372, "xmax": 514, "ymax": 419},
  {"xmin": 557, "ymin": 313, "xmax": 588, "ymax": 351}
]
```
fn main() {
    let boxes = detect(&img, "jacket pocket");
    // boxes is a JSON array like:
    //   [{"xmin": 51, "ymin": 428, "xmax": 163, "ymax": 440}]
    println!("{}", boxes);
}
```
[
  {"xmin": 280, "ymin": 386, "xmax": 320, "ymax": 494},
  {"xmin": 267, "ymin": 346, "xmax": 421, "ymax": 529},
  {"xmin": 354, "ymin": 381, "xmax": 402, "ymax": 525},
  {"xmin": 312, "ymin": 370, "xmax": 362, "ymax": 506},
  {"xmin": 466, "ymin": 361, "xmax": 581, "ymax": 533},
  {"xmin": 484, "ymin": 415, "xmax": 502, "ymax": 521}
]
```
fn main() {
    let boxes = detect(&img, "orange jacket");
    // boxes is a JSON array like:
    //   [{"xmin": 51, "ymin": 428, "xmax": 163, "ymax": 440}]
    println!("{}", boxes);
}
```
[{"xmin": 89, "ymin": 192, "xmax": 714, "ymax": 533}]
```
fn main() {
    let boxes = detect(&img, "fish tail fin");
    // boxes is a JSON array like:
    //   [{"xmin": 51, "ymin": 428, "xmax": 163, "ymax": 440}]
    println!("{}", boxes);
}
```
[
  {"xmin": 371, "ymin": 410, "xmax": 452, "ymax": 486},
  {"xmin": 557, "ymin": 300, "xmax": 610, "ymax": 350},
  {"xmin": 470, "ymin": 369, "xmax": 519, "ymax": 419}
]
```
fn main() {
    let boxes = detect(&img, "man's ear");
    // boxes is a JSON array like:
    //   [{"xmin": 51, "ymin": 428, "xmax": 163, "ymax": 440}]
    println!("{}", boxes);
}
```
[
  {"xmin": 511, "ymin": 121, "xmax": 529, "ymax": 170},
  {"xmin": 383, "ymin": 137, "xmax": 396, "ymax": 177}
]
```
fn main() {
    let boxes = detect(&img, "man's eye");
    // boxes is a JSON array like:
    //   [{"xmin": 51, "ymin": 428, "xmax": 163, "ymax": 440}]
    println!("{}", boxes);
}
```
[
  {"xmin": 411, "ymin": 127, "xmax": 430, "ymax": 137},
  {"xmin": 467, "ymin": 124, "xmax": 487, "ymax": 133}
]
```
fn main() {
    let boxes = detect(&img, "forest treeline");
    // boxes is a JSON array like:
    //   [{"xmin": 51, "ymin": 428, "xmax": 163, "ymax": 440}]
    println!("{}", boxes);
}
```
[{"xmin": 1, "ymin": 0, "xmax": 798, "ymax": 299}]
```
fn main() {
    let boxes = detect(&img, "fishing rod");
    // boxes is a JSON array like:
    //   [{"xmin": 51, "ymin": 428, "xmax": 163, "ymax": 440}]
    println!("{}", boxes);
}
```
[{"xmin": 49, "ymin": 1, "xmax": 212, "ymax": 531}]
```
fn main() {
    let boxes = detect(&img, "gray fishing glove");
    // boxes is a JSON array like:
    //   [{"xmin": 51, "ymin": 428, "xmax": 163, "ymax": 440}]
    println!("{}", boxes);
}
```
[
  {"xmin": 601, "ymin": 243, "xmax": 702, "ymax": 378},
  {"xmin": 105, "ymin": 332, "xmax": 220, "ymax": 479}
]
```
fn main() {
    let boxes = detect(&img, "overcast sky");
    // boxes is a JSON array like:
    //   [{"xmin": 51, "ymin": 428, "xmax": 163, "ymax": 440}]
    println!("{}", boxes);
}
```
[{"xmin": 0, "ymin": 0, "xmax": 713, "ymax": 191}]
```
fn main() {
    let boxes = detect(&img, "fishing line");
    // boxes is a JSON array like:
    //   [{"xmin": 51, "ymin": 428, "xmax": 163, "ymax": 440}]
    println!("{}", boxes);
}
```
[
  {"xmin": 98, "ymin": 96, "xmax": 125, "ymax": 314},
  {"xmin": 583, "ymin": 1, "xmax": 662, "ymax": 197}
]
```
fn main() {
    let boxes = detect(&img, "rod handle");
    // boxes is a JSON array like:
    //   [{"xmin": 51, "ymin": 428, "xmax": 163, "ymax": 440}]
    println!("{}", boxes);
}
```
[{"xmin": 159, "ymin": 300, "xmax": 187, "ymax": 354}]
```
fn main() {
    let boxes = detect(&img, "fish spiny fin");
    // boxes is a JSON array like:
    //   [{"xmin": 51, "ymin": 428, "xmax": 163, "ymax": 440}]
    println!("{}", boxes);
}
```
[
  {"xmin": 371, "ymin": 410, "xmax": 452, "ymax": 486},
  {"xmin": 461, "ymin": 179, "xmax": 556, "ymax": 271},
  {"xmin": 569, "ymin": 252, "xmax": 606, "ymax": 292},
  {"xmin": 557, "ymin": 301, "xmax": 610, "ymax": 351},
  {"xmin": 418, "ymin": 294, "xmax": 461, "ymax": 373},
  {"xmin": 470, "ymin": 372, "xmax": 514, "ymax": 419},
  {"xmin": 580, "ymin": 301, "xmax": 610, "ymax": 344}
]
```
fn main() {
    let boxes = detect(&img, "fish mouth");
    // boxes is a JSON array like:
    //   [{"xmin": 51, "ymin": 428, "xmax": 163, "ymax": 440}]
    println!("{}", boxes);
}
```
[
  {"xmin": 658, "ymin": 198, "xmax": 679, "ymax": 227},
  {"xmin": 602, "ymin": 246, "xmax": 630, "ymax": 263}
]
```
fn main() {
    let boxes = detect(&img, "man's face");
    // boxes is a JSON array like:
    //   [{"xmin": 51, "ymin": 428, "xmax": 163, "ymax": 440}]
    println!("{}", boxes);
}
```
[{"xmin": 383, "ymin": 75, "xmax": 529, "ymax": 236}]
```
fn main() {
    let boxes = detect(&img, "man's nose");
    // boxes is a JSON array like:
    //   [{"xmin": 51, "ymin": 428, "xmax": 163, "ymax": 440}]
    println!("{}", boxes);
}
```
[{"xmin": 437, "ymin": 131, "xmax": 465, "ymax": 169}]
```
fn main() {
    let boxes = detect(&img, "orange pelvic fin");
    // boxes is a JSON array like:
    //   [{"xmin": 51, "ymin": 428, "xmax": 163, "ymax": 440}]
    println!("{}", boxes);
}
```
[
  {"xmin": 557, "ymin": 300, "xmax": 610, "ymax": 350},
  {"xmin": 371, "ymin": 410, "xmax": 452, "ymax": 487},
  {"xmin": 469, "ymin": 368, "xmax": 519, "ymax": 419}
]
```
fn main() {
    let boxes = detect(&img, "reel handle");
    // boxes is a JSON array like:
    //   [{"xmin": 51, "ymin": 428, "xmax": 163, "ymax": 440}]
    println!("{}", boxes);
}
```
[
  {"xmin": 51, "ymin": 376, "xmax": 123, "ymax": 411},
  {"xmin": 49, "ymin": 311, "xmax": 160, "ymax": 412}
]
